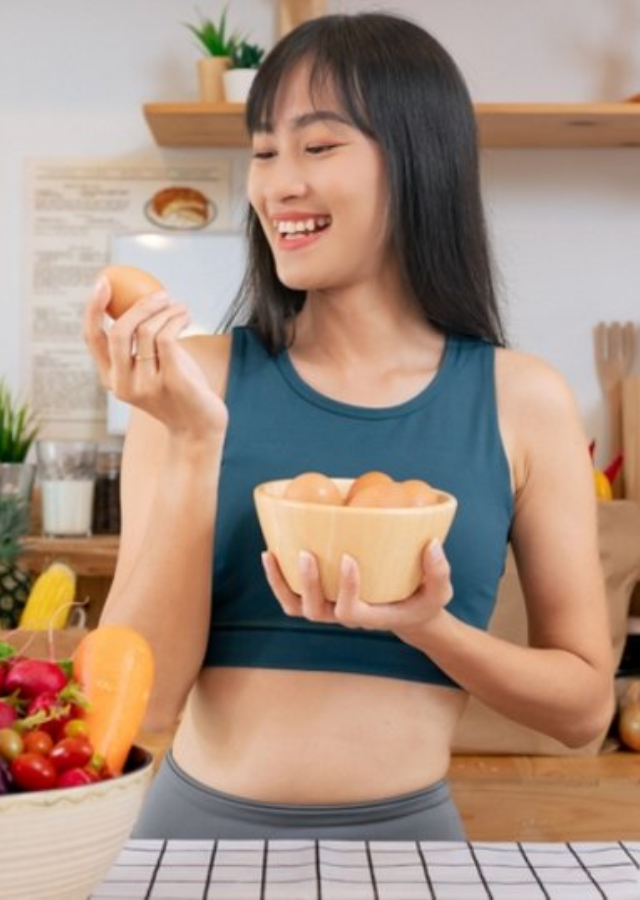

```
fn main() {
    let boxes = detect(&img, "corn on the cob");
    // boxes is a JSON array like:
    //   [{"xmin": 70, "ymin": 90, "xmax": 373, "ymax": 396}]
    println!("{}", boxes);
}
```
[{"xmin": 19, "ymin": 562, "xmax": 76, "ymax": 630}]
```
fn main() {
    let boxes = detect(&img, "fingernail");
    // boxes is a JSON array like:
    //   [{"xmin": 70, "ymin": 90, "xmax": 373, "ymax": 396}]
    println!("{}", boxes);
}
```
[
  {"xmin": 341, "ymin": 554, "xmax": 356, "ymax": 576},
  {"xmin": 93, "ymin": 274, "xmax": 109, "ymax": 301},
  {"xmin": 299, "ymin": 550, "xmax": 313, "ymax": 573},
  {"xmin": 429, "ymin": 539, "xmax": 444, "ymax": 561},
  {"xmin": 261, "ymin": 551, "xmax": 269, "ymax": 570}
]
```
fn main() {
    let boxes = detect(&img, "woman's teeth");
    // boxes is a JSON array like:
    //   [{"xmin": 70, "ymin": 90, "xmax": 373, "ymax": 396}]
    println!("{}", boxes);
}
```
[{"xmin": 274, "ymin": 217, "xmax": 331, "ymax": 238}]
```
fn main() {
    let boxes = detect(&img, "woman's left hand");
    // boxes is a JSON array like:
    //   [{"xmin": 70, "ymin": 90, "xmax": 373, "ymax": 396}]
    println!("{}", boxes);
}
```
[{"xmin": 261, "ymin": 540, "xmax": 454, "ymax": 636}]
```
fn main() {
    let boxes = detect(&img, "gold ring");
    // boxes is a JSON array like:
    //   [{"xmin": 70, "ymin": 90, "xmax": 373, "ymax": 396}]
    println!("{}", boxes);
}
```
[{"xmin": 134, "ymin": 353, "xmax": 158, "ymax": 362}]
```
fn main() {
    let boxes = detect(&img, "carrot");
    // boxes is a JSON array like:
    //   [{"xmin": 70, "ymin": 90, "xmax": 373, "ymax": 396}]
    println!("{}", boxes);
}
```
[{"xmin": 72, "ymin": 624, "xmax": 154, "ymax": 776}]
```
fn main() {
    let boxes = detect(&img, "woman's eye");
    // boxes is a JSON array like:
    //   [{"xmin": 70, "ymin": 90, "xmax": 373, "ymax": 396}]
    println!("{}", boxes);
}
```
[
  {"xmin": 306, "ymin": 144, "xmax": 338, "ymax": 155},
  {"xmin": 252, "ymin": 148, "xmax": 276, "ymax": 160}
]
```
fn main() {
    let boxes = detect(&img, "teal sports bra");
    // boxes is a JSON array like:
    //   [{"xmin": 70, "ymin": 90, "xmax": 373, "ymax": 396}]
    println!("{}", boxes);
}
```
[{"xmin": 204, "ymin": 326, "xmax": 513, "ymax": 688}]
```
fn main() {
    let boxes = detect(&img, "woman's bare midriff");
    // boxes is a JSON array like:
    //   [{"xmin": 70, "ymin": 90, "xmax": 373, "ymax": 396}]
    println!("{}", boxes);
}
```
[{"xmin": 171, "ymin": 667, "xmax": 468, "ymax": 804}]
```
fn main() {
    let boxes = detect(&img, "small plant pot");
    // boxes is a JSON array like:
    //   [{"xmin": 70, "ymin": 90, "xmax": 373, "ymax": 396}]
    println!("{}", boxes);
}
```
[
  {"xmin": 223, "ymin": 68, "xmax": 258, "ymax": 103},
  {"xmin": 197, "ymin": 56, "xmax": 230, "ymax": 104}
]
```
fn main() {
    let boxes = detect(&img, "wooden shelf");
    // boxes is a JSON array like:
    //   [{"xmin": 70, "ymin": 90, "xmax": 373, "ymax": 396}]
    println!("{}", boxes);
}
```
[
  {"xmin": 144, "ymin": 102, "xmax": 248, "ymax": 147},
  {"xmin": 475, "ymin": 102, "xmax": 640, "ymax": 148},
  {"xmin": 20, "ymin": 535, "xmax": 119, "ymax": 578},
  {"xmin": 143, "ymin": 101, "xmax": 640, "ymax": 149}
]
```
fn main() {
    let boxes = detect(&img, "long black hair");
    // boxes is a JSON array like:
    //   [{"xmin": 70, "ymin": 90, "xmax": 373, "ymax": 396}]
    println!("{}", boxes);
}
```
[{"xmin": 222, "ymin": 12, "xmax": 506, "ymax": 351}]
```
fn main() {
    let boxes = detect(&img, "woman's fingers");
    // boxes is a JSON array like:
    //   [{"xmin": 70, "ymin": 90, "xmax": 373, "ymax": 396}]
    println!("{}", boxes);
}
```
[
  {"xmin": 82, "ymin": 276, "xmax": 114, "ymax": 387},
  {"xmin": 263, "ymin": 540, "xmax": 454, "ymax": 634},
  {"xmin": 261, "ymin": 551, "xmax": 303, "ymax": 616},
  {"xmin": 262, "ymin": 551, "xmax": 336, "ymax": 623},
  {"xmin": 297, "ymin": 551, "xmax": 335, "ymax": 621},
  {"xmin": 107, "ymin": 292, "xmax": 174, "ymax": 368},
  {"xmin": 420, "ymin": 540, "xmax": 454, "ymax": 607}
]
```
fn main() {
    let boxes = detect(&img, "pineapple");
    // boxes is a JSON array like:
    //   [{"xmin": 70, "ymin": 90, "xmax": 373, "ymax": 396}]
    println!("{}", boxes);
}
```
[{"xmin": 0, "ymin": 494, "xmax": 32, "ymax": 630}]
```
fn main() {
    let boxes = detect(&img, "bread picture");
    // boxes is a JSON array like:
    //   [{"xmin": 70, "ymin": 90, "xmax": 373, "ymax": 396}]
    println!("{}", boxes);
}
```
[{"xmin": 146, "ymin": 185, "xmax": 213, "ymax": 230}]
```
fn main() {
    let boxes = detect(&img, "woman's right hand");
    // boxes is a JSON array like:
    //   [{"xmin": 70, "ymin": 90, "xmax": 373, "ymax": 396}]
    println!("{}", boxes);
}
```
[{"xmin": 83, "ymin": 274, "xmax": 228, "ymax": 441}]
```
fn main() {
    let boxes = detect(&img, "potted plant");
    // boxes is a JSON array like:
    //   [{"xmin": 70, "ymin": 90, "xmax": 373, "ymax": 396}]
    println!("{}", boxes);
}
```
[
  {"xmin": 223, "ymin": 40, "xmax": 266, "ymax": 103},
  {"xmin": 0, "ymin": 378, "xmax": 39, "ymax": 504},
  {"xmin": 185, "ymin": 5, "xmax": 246, "ymax": 104}
]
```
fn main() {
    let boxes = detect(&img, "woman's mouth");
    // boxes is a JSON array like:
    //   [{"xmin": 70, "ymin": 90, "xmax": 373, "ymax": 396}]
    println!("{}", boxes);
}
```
[{"xmin": 272, "ymin": 216, "xmax": 332, "ymax": 241}]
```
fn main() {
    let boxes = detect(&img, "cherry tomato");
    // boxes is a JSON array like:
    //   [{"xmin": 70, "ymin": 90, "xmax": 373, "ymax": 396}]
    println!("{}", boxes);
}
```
[
  {"xmin": 56, "ymin": 767, "xmax": 94, "ymax": 789},
  {"xmin": 11, "ymin": 752, "xmax": 58, "ymax": 791},
  {"xmin": 22, "ymin": 729, "xmax": 54, "ymax": 756},
  {"xmin": 63, "ymin": 718, "xmax": 89, "ymax": 739},
  {"xmin": 0, "ymin": 727, "xmax": 23, "ymax": 761},
  {"xmin": 49, "ymin": 736, "xmax": 94, "ymax": 773}
]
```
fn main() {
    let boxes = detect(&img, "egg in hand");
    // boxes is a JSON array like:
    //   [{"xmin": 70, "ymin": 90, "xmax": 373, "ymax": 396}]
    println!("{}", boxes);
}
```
[{"xmin": 100, "ymin": 265, "xmax": 164, "ymax": 319}]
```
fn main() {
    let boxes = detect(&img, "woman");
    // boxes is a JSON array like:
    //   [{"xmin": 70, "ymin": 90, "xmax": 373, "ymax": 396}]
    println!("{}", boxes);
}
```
[{"xmin": 84, "ymin": 13, "xmax": 614, "ymax": 840}]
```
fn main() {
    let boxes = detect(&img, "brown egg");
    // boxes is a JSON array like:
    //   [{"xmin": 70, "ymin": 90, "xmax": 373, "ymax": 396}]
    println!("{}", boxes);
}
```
[
  {"xmin": 346, "ymin": 481, "xmax": 407, "ymax": 509},
  {"xmin": 344, "ymin": 471, "xmax": 393, "ymax": 504},
  {"xmin": 283, "ymin": 472, "xmax": 343, "ymax": 506},
  {"xmin": 347, "ymin": 476, "xmax": 439, "ymax": 509},
  {"xmin": 399, "ymin": 479, "xmax": 440, "ymax": 507},
  {"xmin": 101, "ymin": 265, "xmax": 164, "ymax": 319}
]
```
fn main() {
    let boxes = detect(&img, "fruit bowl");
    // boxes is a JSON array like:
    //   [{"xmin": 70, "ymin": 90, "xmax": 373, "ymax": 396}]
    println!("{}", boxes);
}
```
[
  {"xmin": 0, "ymin": 745, "xmax": 153, "ymax": 900},
  {"xmin": 254, "ymin": 477, "xmax": 457, "ymax": 604}
]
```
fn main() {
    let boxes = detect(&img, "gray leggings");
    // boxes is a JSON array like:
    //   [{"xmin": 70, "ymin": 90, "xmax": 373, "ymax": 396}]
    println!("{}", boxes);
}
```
[{"xmin": 133, "ymin": 750, "xmax": 466, "ymax": 841}]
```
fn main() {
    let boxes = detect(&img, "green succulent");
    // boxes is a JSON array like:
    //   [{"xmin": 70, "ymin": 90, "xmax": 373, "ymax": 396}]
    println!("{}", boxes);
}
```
[
  {"xmin": 0, "ymin": 379, "xmax": 39, "ymax": 464},
  {"xmin": 231, "ymin": 41, "xmax": 265, "ymax": 70},
  {"xmin": 185, "ymin": 5, "xmax": 246, "ymax": 57}
]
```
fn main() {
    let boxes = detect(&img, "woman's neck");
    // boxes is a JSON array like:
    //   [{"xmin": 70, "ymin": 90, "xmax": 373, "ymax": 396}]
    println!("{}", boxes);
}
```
[{"xmin": 291, "ymin": 283, "xmax": 441, "ymax": 369}]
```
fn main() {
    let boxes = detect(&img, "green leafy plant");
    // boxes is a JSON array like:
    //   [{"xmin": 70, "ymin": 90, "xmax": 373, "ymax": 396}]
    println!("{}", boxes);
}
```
[
  {"xmin": 230, "ymin": 40, "xmax": 265, "ymax": 70},
  {"xmin": 185, "ymin": 5, "xmax": 246, "ymax": 57},
  {"xmin": 0, "ymin": 378, "xmax": 39, "ymax": 463}
]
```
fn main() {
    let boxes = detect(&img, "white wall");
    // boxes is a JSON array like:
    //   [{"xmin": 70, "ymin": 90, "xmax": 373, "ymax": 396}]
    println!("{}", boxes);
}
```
[{"xmin": 2, "ymin": 0, "xmax": 640, "ymax": 464}]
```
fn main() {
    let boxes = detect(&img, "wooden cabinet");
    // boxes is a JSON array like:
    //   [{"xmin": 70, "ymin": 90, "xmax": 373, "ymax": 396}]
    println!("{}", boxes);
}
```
[{"xmin": 143, "ymin": 101, "xmax": 640, "ymax": 149}]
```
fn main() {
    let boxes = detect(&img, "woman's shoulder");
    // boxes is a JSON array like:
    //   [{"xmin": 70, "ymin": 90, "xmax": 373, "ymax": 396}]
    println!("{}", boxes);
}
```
[
  {"xmin": 495, "ymin": 345, "xmax": 579, "ymax": 417},
  {"xmin": 494, "ymin": 346, "xmax": 586, "ymax": 492}
]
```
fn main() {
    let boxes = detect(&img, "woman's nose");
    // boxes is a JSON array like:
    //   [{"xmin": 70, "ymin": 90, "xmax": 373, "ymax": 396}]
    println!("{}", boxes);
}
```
[{"xmin": 263, "ymin": 160, "xmax": 308, "ymax": 202}]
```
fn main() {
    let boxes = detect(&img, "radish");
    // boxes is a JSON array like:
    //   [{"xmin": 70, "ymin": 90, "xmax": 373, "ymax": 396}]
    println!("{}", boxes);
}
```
[
  {"xmin": 0, "ymin": 700, "xmax": 17, "ymax": 729},
  {"xmin": 4, "ymin": 659, "xmax": 68, "ymax": 700}
]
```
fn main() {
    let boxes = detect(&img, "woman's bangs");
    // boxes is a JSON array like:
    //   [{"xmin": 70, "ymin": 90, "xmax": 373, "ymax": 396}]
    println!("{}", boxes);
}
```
[{"xmin": 246, "ymin": 47, "xmax": 373, "ymax": 137}]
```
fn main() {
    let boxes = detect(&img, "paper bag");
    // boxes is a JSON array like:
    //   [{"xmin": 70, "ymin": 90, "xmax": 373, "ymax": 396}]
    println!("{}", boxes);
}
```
[{"xmin": 452, "ymin": 500, "xmax": 640, "ymax": 755}]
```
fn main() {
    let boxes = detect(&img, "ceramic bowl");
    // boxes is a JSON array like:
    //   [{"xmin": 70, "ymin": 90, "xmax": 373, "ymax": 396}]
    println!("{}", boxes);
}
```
[
  {"xmin": 0, "ymin": 745, "xmax": 153, "ymax": 900},
  {"xmin": 254, "ymin": 478, "xmax": 457, "ymax": 604}
]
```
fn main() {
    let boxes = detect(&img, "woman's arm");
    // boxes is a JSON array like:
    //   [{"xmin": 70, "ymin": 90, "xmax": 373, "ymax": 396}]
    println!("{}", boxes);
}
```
[
  {"xmin": 83, "ymin": 278, "xmax": 231, "ymax": 730},
  {"xmin": 263, "ymin": 350, "xmax": 615, "ymax": 747}
]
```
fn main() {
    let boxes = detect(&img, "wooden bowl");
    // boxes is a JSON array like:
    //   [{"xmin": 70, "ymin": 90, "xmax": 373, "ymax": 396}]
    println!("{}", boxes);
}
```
[
  {"xmin": 0, "ymin": 745, "xmax": 153, "ymax": 900},
  {"xmin": 254, "ymin": 478, "xmax": 457, "ymax": 604}
]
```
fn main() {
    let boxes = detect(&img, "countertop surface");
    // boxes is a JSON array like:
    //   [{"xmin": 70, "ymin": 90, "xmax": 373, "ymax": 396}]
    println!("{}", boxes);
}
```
[{"xmin": 91, "ymin": 838, "xmax": 640, "ymax": 899}]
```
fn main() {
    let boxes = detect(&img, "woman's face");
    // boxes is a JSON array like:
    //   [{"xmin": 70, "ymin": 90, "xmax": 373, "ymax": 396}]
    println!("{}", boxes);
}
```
[{"xmin": 247, "ymin": 64, "xmax": 395, "ymax": 294}]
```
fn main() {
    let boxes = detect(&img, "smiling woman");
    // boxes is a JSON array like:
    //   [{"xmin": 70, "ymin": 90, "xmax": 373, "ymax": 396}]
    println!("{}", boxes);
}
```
[
  {"xmin": 246, "ymin": 82, "xmax": 390, "ymax": 298},
  {"xmin": 83, "ymin": 11, "xmax": 613, "ymax": 844}
]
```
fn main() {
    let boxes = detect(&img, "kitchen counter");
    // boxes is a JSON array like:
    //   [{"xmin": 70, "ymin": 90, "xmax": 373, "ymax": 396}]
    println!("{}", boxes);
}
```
[{"xmin": 92, "ymin": 838, "xmax": 640, "ymax": 899}]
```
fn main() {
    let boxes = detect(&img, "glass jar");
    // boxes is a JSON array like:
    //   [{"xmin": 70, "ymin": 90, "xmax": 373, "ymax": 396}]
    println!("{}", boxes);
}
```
[{"xmin": 91, "ymin": 450, "xmax": 121, "ymax": 535}]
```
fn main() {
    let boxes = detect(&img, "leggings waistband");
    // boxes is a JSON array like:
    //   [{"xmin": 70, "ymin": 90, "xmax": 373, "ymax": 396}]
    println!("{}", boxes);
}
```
[{"xmin": 167, "ymin": 749, "xmax": 452, "ymax": 824}]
